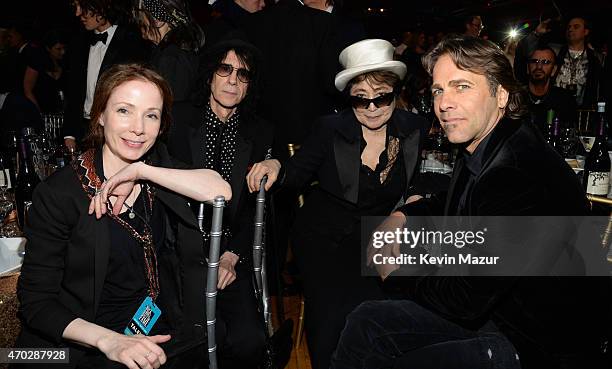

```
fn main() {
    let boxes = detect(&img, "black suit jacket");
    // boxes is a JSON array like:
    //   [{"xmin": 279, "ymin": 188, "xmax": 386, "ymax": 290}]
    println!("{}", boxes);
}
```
[
  {"xmin": 15, "ymin": 144, "xmax": 207, "ymax": 367},
  {"xmin": 242, "ymin": 0, "xmax": 343, "ymax": 149},
  {"xmin": 400, "ymin": 119, "xmax": 611, "ymax": 367},
  {"xmin": 166, "ymin": 102, "xmax": 274, "ymax": 264},
  {"xmin": 63, "ymin": 25, "xmax": 150, "ymax": 141},
  {"xmin": 282, "ymin": 108, "xmax": 426, "ymax": 204}
]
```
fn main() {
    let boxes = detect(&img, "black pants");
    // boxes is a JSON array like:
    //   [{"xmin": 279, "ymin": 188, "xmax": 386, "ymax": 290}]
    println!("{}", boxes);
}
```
[
  {"xmin": 330, "ymin": 300, "xmax": 521, "ymax": 369},
  {"xmin": 292, "ymin": 229, "xmax": 385, "ymax": 369},
  {"xmin": 216, "ymin": 268, "xmax": 266, "ymax": 369}
]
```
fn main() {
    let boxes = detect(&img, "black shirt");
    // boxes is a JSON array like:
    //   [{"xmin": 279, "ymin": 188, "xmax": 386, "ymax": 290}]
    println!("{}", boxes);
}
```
[
  {"xmin": 95, "ymin": 190, "xmax": 167, "ymax": 334},
  {"xmin": 527, "ymin": 86, "xmax": 577, "ymax": 135},
  {"xmin": 453, "ymin": 133, "xmax": 492, "ymax": 215}
]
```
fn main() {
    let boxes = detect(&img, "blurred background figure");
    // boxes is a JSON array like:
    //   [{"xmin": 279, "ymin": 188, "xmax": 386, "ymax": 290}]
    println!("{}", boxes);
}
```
[
  {"xmin": 463, "ymin": 15, "xmax": 484, "ymax": 37},
  {"xmin": 394, "ymin": 30, "xmax": 413, "ymax": 59},
  {"xmin": 23, "ymin": 30, "xmax": 66, "ymax": 113},
  {"xmin": 135, "ymin": 0, "xmax": 204, "ymax": 103}
]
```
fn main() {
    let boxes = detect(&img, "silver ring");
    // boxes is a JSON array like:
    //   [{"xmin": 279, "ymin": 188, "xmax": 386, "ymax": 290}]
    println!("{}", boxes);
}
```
[
  {"xmin": 95, "ymin": 188, "xmax": 102, "ymax": 195},
  {"xmin": 145, "ymin": 351, "xmax": 152, "ymax": 358}
]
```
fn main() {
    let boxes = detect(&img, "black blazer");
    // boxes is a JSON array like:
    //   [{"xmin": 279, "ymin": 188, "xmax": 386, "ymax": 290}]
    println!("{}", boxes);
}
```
[
  {"xmin": 166, "ymin": 101, "xmax": 274, "ymax": 264},
  {"xmin": 15, "ymin": 144, "xmax": 207, "ymax": 367},
  {"xmin": 282, "ymin": 108, "xmax": 426, "ymax": 204},
  {"xmin": 242, "ymin": 0, "xmax": 343, "ymax": 148},
  {"xmin": 63, "ymin": 25, "xmax": 150, "ymax": 140},
  {"xmin": 400, "ymin": 119, "xmax": 611, "ymax": 367}
]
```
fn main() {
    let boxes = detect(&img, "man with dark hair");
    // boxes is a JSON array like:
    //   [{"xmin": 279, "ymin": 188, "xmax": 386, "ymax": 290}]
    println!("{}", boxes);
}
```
[
  {"xmin": 167, "ymin": 38, "xmax": 269, "ymax": 369},
  {"xmin": 330, "ymin": 36, "xmax": 611, "ymax": 369},
  {"xmin": 463, "ymin": 15, "xmax": 484, "ymax": 37},
  {"xmin": 63, "ymin": 0, "xmax": 149, "ymax": 150},
  {"xmin": 554, "ymin": 16, "xmax": 603, "ymax": 109},
  {"xmin": 526, "ymin": 45, "xmax": 576, "ymax": 134}
]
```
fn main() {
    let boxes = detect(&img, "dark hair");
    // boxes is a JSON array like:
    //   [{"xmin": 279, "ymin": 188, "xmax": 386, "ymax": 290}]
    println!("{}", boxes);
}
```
[
  {"xmin": 41, "ymin": 29, "xmax": 65, "ymax": 49},
  {"xmin": 346, "ymin": 70, "xmax": 402, "ymax": 95},
  {"xmin": 197, "ymin": 41, "xmax": 261, "ymax": 120},
  {"xmin": 529, "ymin": 44, "xmax": 557, "ymax": 64},
  {"xmin": 567, "ymin": 15, "xmax": 591, "ymax": 31},
  {"xmin": 422, "ymin": 35, "xmax": 526, "ymax": 119},
  {"xmin": 84, "ymin": 64, "xmax": 173, "ymax": 149},
  {"xmin": 134, "ymin": 0, "xmax": 204, "ymax": 51},
  {"xmin": 73, "ymin": 0, "xmax": 132, "ymax": 25}
]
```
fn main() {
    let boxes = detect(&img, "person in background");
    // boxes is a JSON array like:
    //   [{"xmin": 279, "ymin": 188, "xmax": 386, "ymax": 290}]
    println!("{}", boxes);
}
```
[
  {"xmin": 206, "ymin": 0, "xmax": 266, "ymax": 47},
  {"xmin": 167, "ymin": 38, "xmax": 269, "ymax": 369},
  {"xmin": 463, "ymin": 15, "xmax": 484, "ymax": 37},
  {"xmin": 554, "ymin": 16, "xmax": 603, "ymax": 109},
  {"xmin": 63, "ymin": 0, "xmax": 150, "ymax": 150},
  {"xmin": 526, "ymin": 45, "xmax": 576, "ymax": 134},
  {"xmin": 247, "ymin": 39, "xmax": 427, "ymax": 369},
  {"xmin": 14, "ymin": 63, "xmax": 231, "ymax": 369},
  {"xmin": 23, "ymin": 30, "xmax": 67, "ymax": 113},
  {"xmin": 135, "ymin": 0, "xmax": 204, "ymax": 103}
]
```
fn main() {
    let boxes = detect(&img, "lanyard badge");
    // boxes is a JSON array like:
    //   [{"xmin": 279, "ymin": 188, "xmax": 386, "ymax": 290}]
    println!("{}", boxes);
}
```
[{"xmin": 125, "ymin": 296, "xmax": 162, "ymax": 336}]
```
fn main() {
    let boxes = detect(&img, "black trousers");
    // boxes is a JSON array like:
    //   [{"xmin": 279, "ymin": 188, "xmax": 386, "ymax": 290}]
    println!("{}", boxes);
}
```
[
  {"xmin": 292, "ymin": 229, "xmax": 385, "ymax": 369},
  {"xmin": 216, "ymin": 267, "xmax": 266, "ymax": 369}
]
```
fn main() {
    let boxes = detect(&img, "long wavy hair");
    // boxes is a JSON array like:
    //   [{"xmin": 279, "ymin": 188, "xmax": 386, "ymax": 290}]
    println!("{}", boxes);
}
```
[{"xmin": 422, "ymin": 35, "xmax": 527, "ymax": 119}]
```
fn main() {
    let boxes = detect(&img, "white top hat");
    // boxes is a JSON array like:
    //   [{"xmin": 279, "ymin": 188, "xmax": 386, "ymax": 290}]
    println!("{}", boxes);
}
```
[{"xmin": 334, "ymin": 39, "xmax": 407, "ymax": 91}]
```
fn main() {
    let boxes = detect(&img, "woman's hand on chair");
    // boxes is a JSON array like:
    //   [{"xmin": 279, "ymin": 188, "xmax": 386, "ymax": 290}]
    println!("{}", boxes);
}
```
[
  {"xmin": 97, "ymin": 332, "xmax": 170, "ymax": 369},
  {"xmin": 246, "ymin": 159, "xmax": 281, "ymax": 192},
  {"xmin": 218, "ymin": 251, "xmax": 238, "ymax": 289}
]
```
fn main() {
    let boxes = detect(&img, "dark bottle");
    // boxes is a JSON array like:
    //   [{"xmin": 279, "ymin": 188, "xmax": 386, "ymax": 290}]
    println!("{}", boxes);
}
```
[
  {"xmin": 15, "ymin": 136, "xmax": 41, "ymax": 229},
  {"xmin": 547, "ymin": 117, "xmax": 563, "ymax": 156},
  {"xmin": 583, "ymin": 102, "xmax": 611, "ymax": 196}
]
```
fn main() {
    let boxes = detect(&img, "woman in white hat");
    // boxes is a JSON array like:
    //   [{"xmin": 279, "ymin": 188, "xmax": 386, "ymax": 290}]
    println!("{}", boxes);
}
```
[{"xmin": 246, "ymin": 39, "xmax": 428, "ymax": 369}]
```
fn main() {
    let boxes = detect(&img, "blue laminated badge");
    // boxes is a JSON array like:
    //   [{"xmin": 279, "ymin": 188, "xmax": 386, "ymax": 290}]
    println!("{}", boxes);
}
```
[{"xmin": 124, "ymin": 296, "xmax": 162, "ymax": 336}]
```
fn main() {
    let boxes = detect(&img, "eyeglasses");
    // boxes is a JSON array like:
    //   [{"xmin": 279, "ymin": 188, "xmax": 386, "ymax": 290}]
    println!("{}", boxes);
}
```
[
  {"xmin": 471, "ymin": 22, "xmax": 484, "ymax": 30},
  {"xmin": 216, "ymin": 63, "xmax": 251, "ymax": 83},
  {"xmin": 349, "ymin": 92, "xmax": 395, "ymax": 110},
  {"xmin": 528, "ymin": 58, "xmax": 553, "ymax": 65}
]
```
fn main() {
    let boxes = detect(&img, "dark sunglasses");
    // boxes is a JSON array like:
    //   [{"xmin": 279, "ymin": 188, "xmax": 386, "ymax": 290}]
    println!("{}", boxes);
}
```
[
  {"xmin": 216, "ymin": 63, "xmax": 251, "ymax": 83},
  {"xmin": 528, "ymin": 58, "xmax": 553, "ymax": 65},
  {"xmin": 349, "ymin": 92, "xmax": 395, "ymax": 110}
]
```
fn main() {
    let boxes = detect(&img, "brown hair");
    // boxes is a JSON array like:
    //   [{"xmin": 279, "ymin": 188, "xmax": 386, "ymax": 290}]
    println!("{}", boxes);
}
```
[
  {"xmin": 83, "ymin": 63, "xmax": 173, "ymax": 149},
  {"xmin": 422, "ymin": 35, "xmax": 526, "ymax": 119},
  {"xmin": 346, "ymin": 70, "xmax": 401, "ymax": 94}
]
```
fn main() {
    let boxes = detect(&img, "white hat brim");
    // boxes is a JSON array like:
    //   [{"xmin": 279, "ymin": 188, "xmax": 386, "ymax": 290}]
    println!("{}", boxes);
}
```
[{"xmin": 334, "ymin": 61, "xmax": 407, "ymax": 91}]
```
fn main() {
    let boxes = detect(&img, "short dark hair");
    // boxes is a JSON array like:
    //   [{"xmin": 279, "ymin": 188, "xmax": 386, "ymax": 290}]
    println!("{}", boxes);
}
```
[
  {"xmin": 84, "ymin": 64, "xmax": 173, "ymax": 149},
  {"xmin": 422, "ymin": 35, "xmax": 526, "ymax": 119}
]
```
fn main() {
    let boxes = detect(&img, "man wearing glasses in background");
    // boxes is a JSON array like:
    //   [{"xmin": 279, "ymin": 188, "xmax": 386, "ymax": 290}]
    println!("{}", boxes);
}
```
[
  {"xmin": 463, "ymin": 15, "xmax": 484, "ymax": 37},
  {"xmin": 526, "ymin": 45, "xmax": 576, "ymax": 135}
]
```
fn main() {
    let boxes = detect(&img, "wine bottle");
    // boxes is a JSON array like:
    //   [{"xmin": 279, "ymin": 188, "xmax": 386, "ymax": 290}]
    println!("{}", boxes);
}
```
[
  {"xmin": 547, "ymin": 117, "xmax": 563, "ymax": 156},
  {"xmin": 15, "ymin": 136, "xmax": 41, "ymax": 229},
  {"xmin": 583, "ymin": 102, "xmax": 611, "ymax": 196}
]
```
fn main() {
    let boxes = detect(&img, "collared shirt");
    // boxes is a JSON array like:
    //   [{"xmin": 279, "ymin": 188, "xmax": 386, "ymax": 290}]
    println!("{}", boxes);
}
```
[
  {"xmin": 202, "ymin": 103, "xmax": 239, "ymax": 182},
  {"xmin": 84, "ymin": 24, "xmax": 117, "ymax": 118},
  {"xmin": 455, "ymin": 133, "xmax": 493, "ymax": 214}
]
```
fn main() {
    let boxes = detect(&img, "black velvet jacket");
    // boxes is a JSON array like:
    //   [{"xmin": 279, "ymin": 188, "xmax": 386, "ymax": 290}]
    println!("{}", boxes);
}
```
[{"xmin": 399, "ymin": 118, "xmax": 611, "ymax": 367}]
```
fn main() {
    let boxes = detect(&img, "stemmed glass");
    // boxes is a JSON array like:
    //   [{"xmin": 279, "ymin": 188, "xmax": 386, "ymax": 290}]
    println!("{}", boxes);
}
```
[{"xmin": 0, "ymin": 167, "xmax": 15, "ymax": 237}]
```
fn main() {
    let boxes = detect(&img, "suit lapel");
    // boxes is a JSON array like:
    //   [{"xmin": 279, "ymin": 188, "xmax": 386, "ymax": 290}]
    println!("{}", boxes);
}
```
[
  {"xmin": 189, "ymin": 122, "xmax": 206, "ymax": 168},
  {"xmin": 229, "ymin": 134, "xmax": 252, "ymax": 220},
  {"xmin": 92, "ymin": 210, "xmax": 110, "ymax": 312},
  {"xmin": 445, "ymin": 155, "xmax": 464, "ymax": 215},
  {"xmin": 100, "ymin": 26, "xmax": 123, "ymax": 74},
  {"xmin": 334, "ymin": 115, "xmax": 361, "ymax": 204}
]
